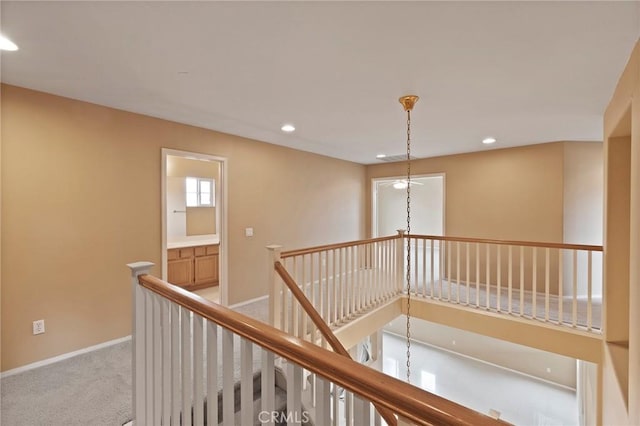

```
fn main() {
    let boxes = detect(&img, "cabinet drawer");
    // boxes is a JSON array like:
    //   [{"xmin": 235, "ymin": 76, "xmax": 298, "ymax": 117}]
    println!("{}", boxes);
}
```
[
  {"xmin": 206, "ymin": 244, "xmax": 219, "ymax": 255},
  {"xmin": 167, "ymin": 248, "xmax": 180, "ymax": 261},
  {"xmin": 179, "ymin": 248, "xmax": 194, "ymax": 258},
  {"xmin": 194, "ymin": 246, "xmax": 207, "ymax": 257}
]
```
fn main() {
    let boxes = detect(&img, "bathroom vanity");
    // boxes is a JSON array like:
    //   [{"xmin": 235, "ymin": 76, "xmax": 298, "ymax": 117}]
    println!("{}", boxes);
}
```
[{"xmin": 167, "ymin": 240, "xmax": 219, "ymax": 290}]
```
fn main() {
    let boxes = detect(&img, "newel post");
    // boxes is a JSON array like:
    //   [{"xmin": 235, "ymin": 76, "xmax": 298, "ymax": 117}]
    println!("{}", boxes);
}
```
[
  {"xmin": 266, "ymin": 245, "xmax": 283, "ymax": 328},
  {"xmin": 396, "ymin": 230, "xmax": 406, "ymax": 294},
  {"xmin": 127, "ymin": 261, "xmax": 154, "ymax": 426}
]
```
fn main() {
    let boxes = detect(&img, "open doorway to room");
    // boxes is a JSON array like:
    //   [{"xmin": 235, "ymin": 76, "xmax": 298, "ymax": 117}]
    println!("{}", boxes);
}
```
[
  {"xmin": 161, "ymin": 149, "xmax": 228, "ymax": 305},
  {"xmin": 372, "ymin": 174, "xmax": 445, "ymax": 237}
]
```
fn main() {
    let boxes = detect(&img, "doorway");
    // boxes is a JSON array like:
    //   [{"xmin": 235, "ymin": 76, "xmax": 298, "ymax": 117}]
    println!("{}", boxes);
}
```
[
  {"xmin": 161, "ymin": 148, "xmax": 228, "ymax": 305},
  {"xmin": 372, "ymin": 174, "xmax": 445, "ymax": 237}
]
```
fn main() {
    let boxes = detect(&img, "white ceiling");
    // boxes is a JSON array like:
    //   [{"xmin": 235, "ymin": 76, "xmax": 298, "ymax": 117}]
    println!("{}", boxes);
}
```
[{"xmin": 2, "ymin": 1, "xmax": 639, "ymax": 164}]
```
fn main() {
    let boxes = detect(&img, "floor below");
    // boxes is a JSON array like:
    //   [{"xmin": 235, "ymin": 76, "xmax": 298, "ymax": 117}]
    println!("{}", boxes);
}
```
[{"xmin": 382, "ymin": 333, "xmax": 577, "ymax": 426}]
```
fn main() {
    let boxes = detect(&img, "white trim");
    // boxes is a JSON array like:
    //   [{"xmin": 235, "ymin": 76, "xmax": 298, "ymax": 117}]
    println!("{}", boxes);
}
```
[
  {"xmin": 1, "ymin": 335, "xmax": 132, "ymax": 378},
  {"xmin": 229, "ymin": 294, "xmax": 268, "ymax": 309}
]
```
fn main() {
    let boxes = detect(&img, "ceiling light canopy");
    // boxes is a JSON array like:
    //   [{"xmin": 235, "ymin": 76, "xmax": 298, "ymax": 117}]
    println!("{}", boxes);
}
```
[
  {"xmin": 482, "ymin": 137, "xmax": 497, "ymax": 145},
  {"xmin": 281, "ymin": 124, "xmax": 295, "ymax": 133},
  {"xmin": 0, "ymin": 35, "xmax": 18, "ymax": 51}
]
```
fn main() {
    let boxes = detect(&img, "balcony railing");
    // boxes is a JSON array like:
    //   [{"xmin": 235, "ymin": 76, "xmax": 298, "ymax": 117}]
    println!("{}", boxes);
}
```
[{"xmin": 269, "ymin": 232, "xmax": 603, "ymax": 335}]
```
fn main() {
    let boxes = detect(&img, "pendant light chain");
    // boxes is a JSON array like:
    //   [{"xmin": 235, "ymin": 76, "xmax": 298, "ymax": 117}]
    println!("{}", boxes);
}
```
[{"xmin": 405, "ymin": 108, "xmax": 412, "ymax": 384}]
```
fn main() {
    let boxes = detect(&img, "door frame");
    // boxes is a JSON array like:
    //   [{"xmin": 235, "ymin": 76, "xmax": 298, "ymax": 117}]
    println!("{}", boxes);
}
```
[
  {"xmin": 371, "ymin": 173, "xmax": 446, "ymax": 238},
  {"xmin": 161, "ymin": 148, "xmax": 229, "ymax": 306}
]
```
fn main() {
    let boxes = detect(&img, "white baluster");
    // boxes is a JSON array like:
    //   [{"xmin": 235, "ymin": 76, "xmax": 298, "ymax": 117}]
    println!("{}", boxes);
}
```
[
  {"xmin": 193, "ymin": 315, "xmax": 204, "ymax": 426},
  {"xmin": 485, "ymin": 244, "xmax": 490, "ymax": 310},
  {"xmin": 181, "ymin": 308, "xmax": 192, "ymax": 426},
  {"xmin": 171, "ymin": 302, "xmax": 181, "ymax": 425},
  {"xmin": 520, "ymin": 247, "xmax": 525, "ymax": 317},
  {"xmin": 476, "ymin": 243, "xmax": 481, "ymax": 307},
  {"xmin": 353, "ymin": 395, "xmax": 371, "ymax": 425},
  {"xmin": 292, "ymin": 257, "xmax": 299, "ymax": 336},
  {"xmin": 545, "ymin": 248, "xmax": 550, "ymax": 322},
  {"xmin": 497, "ymin": 245, "xmax": 501, "ymax": 312},
  {"xmin": 422, "ymin": 239, "xmax": 427, "ymax": 298},
  {"xmin": 287, "ymin": 362, "xmax": 303, "ymax": 426},
  {"xmin": 587, "ymin": 251, "xmax": 593, "ymax": 330},
  {"xmin": 447, "ymin": 240, "xmax": 452, "ymax": 302},
  {"xmin": 302, "ymin": 254, "xmax": 309, "ymax": 339},
  {"xmin": 161, "ymin": 298, "xmax": 171, "ymax": 426},
  {"xmin": 414, "ymin": 238, "xmax": 419, "ymax": 297},
  {"xmin": 145, "ymin": 290, "xmax": 154, "ymax": 422},
  {"xmin": 315, "ymin": 376, "xmax": 330, "ymax": 426},
  {"xmin": 440, "ymin": 240, "xmax": 445, "ymax": 300},
  {"xmin": 396, "ymin": 230, "xmax": 406, "ymax": 295},
  {"xmin": 573, "ymin": 250, "xmax": 578, "ymax": 327},
  {"xmin": 430, "ymin": 239, "xmax": 435, "ymax": 299},
  {"xmin": 466, "ymin": 242, "xmax": 470, "ymax": 305},
  {"xmin": 532, "ymin": 248, "xmax": 538, "ymax": 319},
  {"xmin": 221, "ymin": 329, "xmax": 234, "ymax": 426},
  {"xmin": 456, "ymin": 241, "xmax": 461, "ymax": 304},
  {"xmin": 261, "ymin": 350, "xmax": 276, "ymax": 426},
  {"xmin": 558, "ymin": 249, "xmax": 564, "ymax": 325},
  {"xmin": 345, "ymin": 390, "xmax": 354, "ymax": 426},
  {"xmin": 127, "ymin": 261, "xmax": 154, "ymax": 426},
  {"xmin": 241, "ymin": 338, "xmax": 254, "ymax": 426},
  {"xmin": 267, "ymin": 245, "xmax": 283, "ymax": 329},
  {"xmin": 152, "ymin": 294, "xmax": 162, "ymax": 424},
  {"xmin": 508, "ymin": 246, "xmax": 513, "ymax": 314},
  {"xmin": 206, "ymin": 321, "xmax": 218, "ymax": 426}
]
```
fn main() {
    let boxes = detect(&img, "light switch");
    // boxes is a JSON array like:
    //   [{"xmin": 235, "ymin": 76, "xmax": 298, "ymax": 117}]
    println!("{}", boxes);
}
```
[{"xmin": 245, "ymin": 227, "xmax": 254, "ymax": 237}]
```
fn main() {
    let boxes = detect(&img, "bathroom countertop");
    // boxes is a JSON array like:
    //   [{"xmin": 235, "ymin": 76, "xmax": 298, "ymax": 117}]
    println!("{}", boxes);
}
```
[{"xmin": 167, "ymin": 237, "xmax": 219, "ymax": 249}]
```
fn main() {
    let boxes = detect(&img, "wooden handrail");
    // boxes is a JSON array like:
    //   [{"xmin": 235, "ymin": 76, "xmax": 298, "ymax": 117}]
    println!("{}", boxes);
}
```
[
  {"xmin": 281, "ymin": 234, "xmax": 399, "ymax": 258},
  {"xmin": 274, "ymin": 261, "xmax": 398, "ymax": 426},
  {"xmin": 281, "ymin": 234, "xmax": 602, "ymax": 260},
  {"xmin": 407, "ymin": 234, "xmax": 603, "ymax": 252},
  {"xmin": 138, "ymin": 274, "xmax": 509, "ymax": 426}
]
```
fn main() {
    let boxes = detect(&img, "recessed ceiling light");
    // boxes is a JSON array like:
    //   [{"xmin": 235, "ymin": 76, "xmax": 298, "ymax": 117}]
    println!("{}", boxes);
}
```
[
  {"xmin": 376, "ymin": 154, "xmax": 387, "ymax": 159},
  {"xmin": 0, "ymin": 35, "xmax": 18, "ymax": 51},
  {"xmin": 482, "ymin": 137, "xmax": 497, "ymax": 145},
  {"xmin": 281, "ymin": 124, "xmax": 295, "ymax": 133}
]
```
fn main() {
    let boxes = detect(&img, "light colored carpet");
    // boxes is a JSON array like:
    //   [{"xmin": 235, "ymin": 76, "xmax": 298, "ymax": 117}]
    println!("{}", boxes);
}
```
[
  {"xmin": 0, "ymin": 298, "xmax": 271, "ymax": 426},
  {"xmin": 1, "ymin": 340, "xmax": 132, "ymax": 426}
]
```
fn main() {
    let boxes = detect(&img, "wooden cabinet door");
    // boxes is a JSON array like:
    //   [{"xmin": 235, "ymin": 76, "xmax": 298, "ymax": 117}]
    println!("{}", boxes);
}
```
[
  {"xmin": 168, "ymin": 258, "xmax": 193, "ymax": 287},
  {"xmin": 194, "ymin": 254, "xmax": 219, "ymax": 286}
]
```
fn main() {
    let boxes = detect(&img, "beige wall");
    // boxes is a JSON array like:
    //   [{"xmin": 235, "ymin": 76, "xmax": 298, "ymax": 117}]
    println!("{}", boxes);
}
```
[
  {"xmin": 602, "ymin": 39, "xmax": 640, "ymax": 426},
  {"xmin": 367, "ymin": 143, "xmax": 565, "ymax": 242},
  {"xmin": 0, "ymin": 85, "xmax": 366, "ymax": 371},
  {"xmin": 563, "ymin": 142, "xmax": 604, "ymax": 297}
]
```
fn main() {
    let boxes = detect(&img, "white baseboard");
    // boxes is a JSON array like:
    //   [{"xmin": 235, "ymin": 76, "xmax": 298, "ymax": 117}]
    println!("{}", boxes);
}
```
[
  {"xmin": 229, "ymin": 294, "xmax": 268, "ymax": 309},
  {"xmin": 1, "ymin": 335, "xmax": 132, "ymax": 378}
]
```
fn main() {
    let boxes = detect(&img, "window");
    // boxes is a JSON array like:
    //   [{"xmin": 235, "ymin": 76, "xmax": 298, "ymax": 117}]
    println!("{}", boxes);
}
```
[{"xmin": 185, "ymin": 177, "xmax": 215, "ymax": 207}]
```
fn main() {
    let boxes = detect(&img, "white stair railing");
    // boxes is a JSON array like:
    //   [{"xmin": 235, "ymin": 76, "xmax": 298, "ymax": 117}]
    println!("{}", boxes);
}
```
[
  {"xmin": 268, "ymin": 233, "xmax": 403, "ymax": 340},
  {"xmin": 128, "ymin": 262, "xmax": 507, "ymax": 426},
  {"xmin": 270, "ymin": 234, "xmax": 603, "ymax": 334}
]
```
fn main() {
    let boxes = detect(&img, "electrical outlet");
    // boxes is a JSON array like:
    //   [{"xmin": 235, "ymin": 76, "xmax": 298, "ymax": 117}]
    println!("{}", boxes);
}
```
[{"xmin": 33, "ymin": 319, "xmax": 45, "ymax": 335}]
